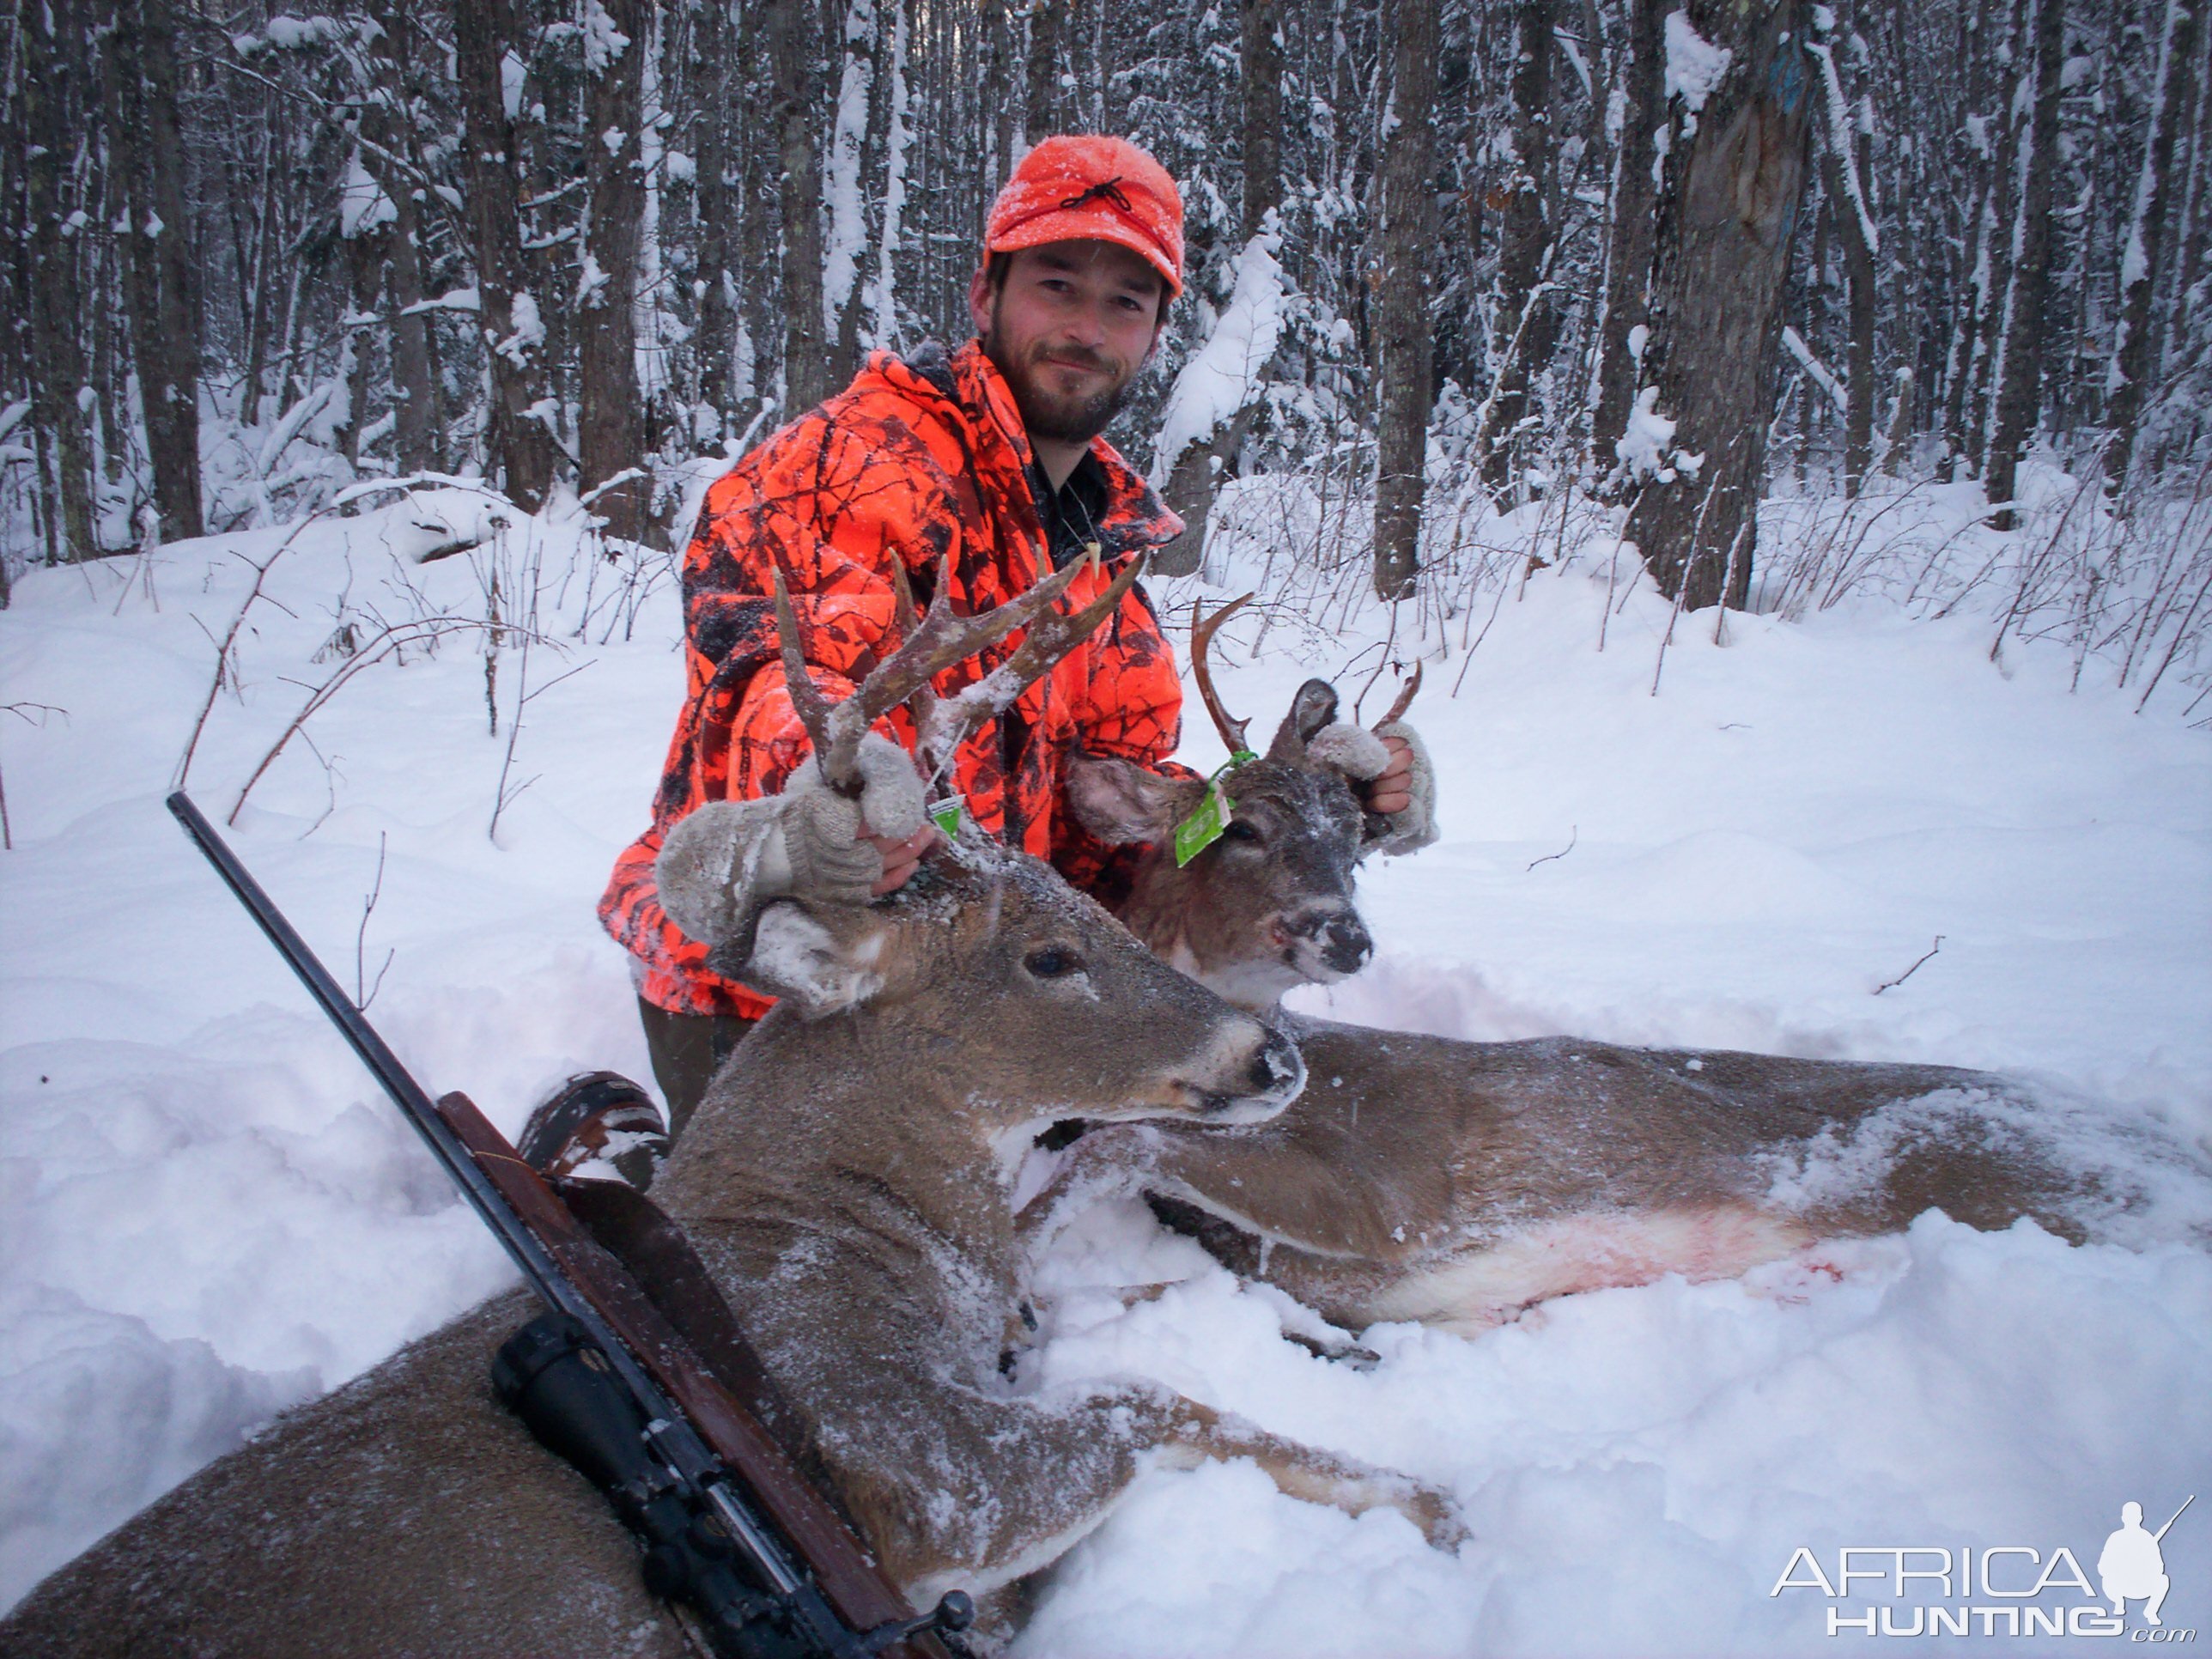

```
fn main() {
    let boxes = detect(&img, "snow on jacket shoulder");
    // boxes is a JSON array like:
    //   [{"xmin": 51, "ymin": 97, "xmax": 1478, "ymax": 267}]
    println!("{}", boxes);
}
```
[{"xmin": 601, "ymin": 339, "xmax": 1188, "ymax": 1018}]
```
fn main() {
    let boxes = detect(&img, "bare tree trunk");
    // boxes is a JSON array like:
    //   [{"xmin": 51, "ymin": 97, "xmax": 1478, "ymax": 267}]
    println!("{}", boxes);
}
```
[
  {"xmin": 1592, "ymin": 0, "xmax": 1664, "ymax": 467},
  {"xmin": 24, "ymin": 0, "xmax": 96, "ymax": 561},
  {"xmin": 579, "ymin": 0, "xmax": 650, "ymax": 541},
  {"xmin": 771, "ymin": 0, "xmax": 830, "ymax": 412},
  {"xmin": 824, "ymin": 0, "xmax": 881, "ymax": 391},
  {"xmin": 1025, "ymin": 0, "xmax": 1063, "ymax": 145},
  {"xmin": 1966, "ymin": 0, "xmax": 2027, "ymax": 476},
  {"xmin": 1371, "ymin": 0, "xmax": 1439, "ymax": 601},
  {"xmin": 1810, "ymin": 6, "xmax": 1881, "ymax": 496},
  {"xmin": 455, "ymin": 0, "xmax": 557, "ymax": 510},
  {"xmin": 342, "ymin": 231, "xmax": 380, "ymax": 469},
  {"xmin": 1482, "ymin": 0, "xmax": 1559, "ymax": 497},
  {"xmin": 2105, "ymin": 0, "xmax": 2199, "ymax": 496},
  {"xmin": 694, "ymin": 0, "xmax": 738, "ymax": 434},
  {"xmin": 1626, "ymin": 0, "xmax": 1814, "ymax": 610},
  {"xmin": 982, "ymin": 0, "xmax": 1016, "ymax": 210},
  {"xmin": 371, "ymin": 6, "xmax": 435, "ymax": 477},
  {"xmin": 1242, "ymin": 0, "xmax": 1283, "ymax": 240},
  {"xmin": 1984, "ymin": 0, "xmax": 2065, "ymax": 527}
]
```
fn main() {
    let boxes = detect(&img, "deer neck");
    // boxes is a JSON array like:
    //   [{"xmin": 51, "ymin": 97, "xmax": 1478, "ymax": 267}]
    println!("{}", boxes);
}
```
[{"xmin": 653, "ymin": 1011, "xmax": 1034, "ymax": 1300}]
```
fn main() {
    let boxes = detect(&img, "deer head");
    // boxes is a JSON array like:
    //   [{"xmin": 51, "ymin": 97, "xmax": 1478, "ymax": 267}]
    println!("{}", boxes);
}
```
[
  {"xmin": 658, "ymin": 558, "xmax": 1306, "ymax": 1127},
  {"xmin": 1066, "ymin": 595, "xmax": 1420, "ymax": 1013}
]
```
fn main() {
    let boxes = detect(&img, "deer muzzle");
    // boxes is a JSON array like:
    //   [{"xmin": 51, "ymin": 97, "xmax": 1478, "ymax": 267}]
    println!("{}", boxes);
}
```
[
  {"xmin": 1271, "ymin": 902, "xmax": 1375, "ymax": 981},
  {"xmin": 1197, "ymin": 1026, "xmax": 1306, "ymax": 1125}
]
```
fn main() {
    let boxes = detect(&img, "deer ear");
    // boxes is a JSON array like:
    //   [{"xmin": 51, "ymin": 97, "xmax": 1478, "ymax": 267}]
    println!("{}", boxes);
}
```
[
  {"xmin": 1266, "ymin": 678, "xmax": 1340, "ymax": 763},
  {"xmin": 726, "ymin": 899, "xmax": 891, "ymax": 1018},
  {"xmin": 1063, "ymin": 752, "xmax": 1206, "ymax": 845}
]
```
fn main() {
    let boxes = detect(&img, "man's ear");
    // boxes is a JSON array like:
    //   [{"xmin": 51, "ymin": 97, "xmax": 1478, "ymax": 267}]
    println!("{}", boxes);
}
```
[
  {"xmin": 1063, "ymin": 751, "xmax": 1206, "ymax": 845},
  {"xmin": 969, "ymin": 264, "xmax": 995, "ymax": 337},
  {"xmin": 713, "ymin": 898, "xmax": 893, "ymax": 1019}
]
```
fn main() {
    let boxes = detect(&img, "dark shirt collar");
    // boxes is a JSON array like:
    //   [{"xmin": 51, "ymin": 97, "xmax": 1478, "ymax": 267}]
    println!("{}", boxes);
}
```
[{"xmin": 1033, "ymin": 450, "xmax": 1112, "ymax": 570}]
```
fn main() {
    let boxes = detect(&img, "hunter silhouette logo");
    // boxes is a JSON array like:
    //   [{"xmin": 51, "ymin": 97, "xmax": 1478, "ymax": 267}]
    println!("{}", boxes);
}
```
[
  {"xmin": 2100, "ymin": 1498, "xmax": 2191, "ymax": 1629},
  {"xmin": 1772, "ymin": 1495, "xmax": 2196, "ymax": 1640}
]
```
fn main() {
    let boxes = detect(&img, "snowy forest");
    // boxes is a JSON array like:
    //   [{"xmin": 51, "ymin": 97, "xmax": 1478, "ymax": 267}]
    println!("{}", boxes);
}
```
[{"xmin": 6, "ymin": 0, "xmax": 2210, "ymax": 643}]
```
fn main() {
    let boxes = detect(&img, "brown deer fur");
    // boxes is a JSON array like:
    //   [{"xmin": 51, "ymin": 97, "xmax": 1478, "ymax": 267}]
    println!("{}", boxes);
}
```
[
  {"xmin": 1057, "ymin": 681, "xmax": 2178, "ymax": 1334},
  {"xmin": 1, "ymin": 839, "xmax": 1458, "ymax": 1656}
]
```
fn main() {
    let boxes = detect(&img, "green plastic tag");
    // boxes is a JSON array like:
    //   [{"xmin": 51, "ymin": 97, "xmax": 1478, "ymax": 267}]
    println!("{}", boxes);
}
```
[
  {"xmin": 1174, "ymin": 782, "xmax": 1231, "ymax": 866},
  {"xmin": 1171, "ymin": 750, "xmax": 1260, "ymax": 867},
  {"xmin": 928, "ymin": 795, "xmax": 965, "ymax": 839}
]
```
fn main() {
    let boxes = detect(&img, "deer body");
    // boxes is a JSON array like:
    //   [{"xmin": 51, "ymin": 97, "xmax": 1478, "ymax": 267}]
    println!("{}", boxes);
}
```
[
  {"xmin": 1056, "ymin": 642, "xmax": 2160, "ymax": 1336},
  {"xmin": 3, "ymin": 574, "xmax": 1465, "ymax": 1653},
  {"xmin": 1051, "ymin": 1018, "xmax": 2102, "ymax": 1336},
  {"xmin": 2, "ymin": 842, "xmax": 1462, "ymax": 1656}
]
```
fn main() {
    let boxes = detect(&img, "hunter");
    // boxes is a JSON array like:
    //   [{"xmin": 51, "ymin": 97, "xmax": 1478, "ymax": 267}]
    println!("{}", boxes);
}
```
[{"xmin": 527, "ymin": 135, "xmax": 1431, "ymax": 1182}]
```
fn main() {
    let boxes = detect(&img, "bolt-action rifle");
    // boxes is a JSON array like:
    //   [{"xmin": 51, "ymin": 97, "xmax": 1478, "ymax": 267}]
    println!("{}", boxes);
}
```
[{"xmin": 167, "ymin": 791, "xmax": 975, "ymax": 1659}]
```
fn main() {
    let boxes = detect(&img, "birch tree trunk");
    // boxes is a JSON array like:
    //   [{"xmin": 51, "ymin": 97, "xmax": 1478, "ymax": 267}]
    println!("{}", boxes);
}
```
[
  {"xmin": 579, "ymin": 0, "xmax": 650, "ymax": 541},
  {"xmin": 1372, "ymin": 0, "xmax": 1439, "ymax": 601},
  {"xmin": 1984, "ymin": 0, "xmax": 2065, "ymax": 528},
  {"xmin": 1626, "ymin": 0, "xmax": 1814, "ymax": 609}
]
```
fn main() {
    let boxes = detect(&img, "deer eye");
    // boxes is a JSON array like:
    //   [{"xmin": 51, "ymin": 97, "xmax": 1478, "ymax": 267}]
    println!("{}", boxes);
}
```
[
  {"xmin": 1223, "ymin": 820, "xmax": 1261, "ymax": 843},
  {"xmin": 1024, "ymin": 945, "xmax": 1085, "ymax": 979}
]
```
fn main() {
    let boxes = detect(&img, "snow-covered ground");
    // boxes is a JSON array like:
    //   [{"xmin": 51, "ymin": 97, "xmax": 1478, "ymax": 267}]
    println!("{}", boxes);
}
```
[{"xmin": 1, "ymin": 483, "xmax": 2207, "ymax": 1652}]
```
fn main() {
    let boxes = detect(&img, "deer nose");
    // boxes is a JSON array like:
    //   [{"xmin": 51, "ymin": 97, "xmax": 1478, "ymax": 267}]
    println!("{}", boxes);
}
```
[
  {"xmin": 1318, "ymin": 913, "xmax": 1373, "ymax": 975},
  {"xmin": 1249, "ymin": 1029, "xmax": 1306, "ymax": 1101},
  {"xmin": 1281, "ymin": 905, "xmax": 1371, "ymax": 975}
]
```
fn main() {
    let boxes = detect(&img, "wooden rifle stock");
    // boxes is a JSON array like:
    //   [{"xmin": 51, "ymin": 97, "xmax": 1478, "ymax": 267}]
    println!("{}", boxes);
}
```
[{"xmin": 434, "ymin": 1091, "xmax": 952, "ymax": 1659}]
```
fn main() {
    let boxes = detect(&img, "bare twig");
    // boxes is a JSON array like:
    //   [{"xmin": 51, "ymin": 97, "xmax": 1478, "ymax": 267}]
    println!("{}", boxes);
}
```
[
  {"xmin": 2, "ymin": 702, "xmax": 70, "ymax": 852},
  {"xmin": 227, "ymin": 615, "xmax": 501, "ymax": 825},
  {"xmin": 1526, "ymin": 826, "xmax": 1577, "ymax": 872},
  {"xmin": 1873, "ymin": 935, "xmax": 1944, "ymax": 995},
  {"xmin": 173, "ymin": 532, "xmax": 312, "ymax": 793},
  {"xmin": 355, "ymin": 831, "xmax": 394, "ymax": 1010}
]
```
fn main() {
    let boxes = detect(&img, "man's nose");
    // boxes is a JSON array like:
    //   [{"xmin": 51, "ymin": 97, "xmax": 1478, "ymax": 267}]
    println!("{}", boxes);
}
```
[{"xmin": 1061, "ymin": 302, "xmax": 1110, "ymax": 349}]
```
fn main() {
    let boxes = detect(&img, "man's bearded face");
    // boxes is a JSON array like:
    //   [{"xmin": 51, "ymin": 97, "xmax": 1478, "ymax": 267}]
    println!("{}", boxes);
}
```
[{"xmin": 978, "ymin": 241, "xmax": 1164, "ymax": 448}]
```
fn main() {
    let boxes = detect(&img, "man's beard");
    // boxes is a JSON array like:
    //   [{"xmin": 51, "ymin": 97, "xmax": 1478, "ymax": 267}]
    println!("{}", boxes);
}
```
[{"xmin": 982, "ymin": 322, "xmax": 1137, "ymax": 447}]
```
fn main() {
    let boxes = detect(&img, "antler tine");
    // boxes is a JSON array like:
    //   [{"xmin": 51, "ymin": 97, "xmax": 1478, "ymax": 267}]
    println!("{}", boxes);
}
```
[
  {"xmin": 885, "ymin": 553, "xmax": 940, "ymax": 745},
  {"xmin": 769, "ymin": 562, "xmax": 843, "ymax": 785},
  {"xmin": 823, "ymin": 549, "xmax": 1095, "ymax": 784},
  {"xmin": 920, "ymin": 553, "xmax": 1149, "ymax": 767},
  {"xmin": 1189, "ymin": 593, "xmax": 1256, "ymax": 755},
  {"xmin": 985, "ymin": 550, "xmax": 1146, "ymax": 699},
  {"xmin": 1376, "ymin": 659, "xmax": 1423, "ymax": 729}
]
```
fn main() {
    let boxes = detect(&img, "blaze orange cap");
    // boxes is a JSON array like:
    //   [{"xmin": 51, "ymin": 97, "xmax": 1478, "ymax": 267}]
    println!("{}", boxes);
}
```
[{"xmin": 985, "ymin": 136, "xmax": 1184, "ymax": 297}]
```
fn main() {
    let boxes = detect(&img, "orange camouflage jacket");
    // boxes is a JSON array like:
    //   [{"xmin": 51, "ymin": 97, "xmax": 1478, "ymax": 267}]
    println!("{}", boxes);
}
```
[{"xmin": 599, "ymin": 339, "xmax": 1188, "ymax": 1018}]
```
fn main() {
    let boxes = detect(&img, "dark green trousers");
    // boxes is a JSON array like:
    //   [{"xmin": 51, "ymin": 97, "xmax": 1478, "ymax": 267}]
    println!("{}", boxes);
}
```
[{"xmin": 635, "ymin": 996, "xmax": 757, "ymax": 1143}]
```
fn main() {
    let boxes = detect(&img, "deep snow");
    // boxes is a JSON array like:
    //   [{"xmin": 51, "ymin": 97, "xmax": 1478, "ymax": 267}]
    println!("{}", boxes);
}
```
[{"xmin": 1, "ymin": 485, "xmax": 2207, "ymax": 1652}]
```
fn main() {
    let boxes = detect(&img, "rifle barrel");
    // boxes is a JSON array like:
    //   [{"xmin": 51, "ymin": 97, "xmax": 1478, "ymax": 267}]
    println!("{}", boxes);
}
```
[{"xmin": 162, "ymin": 793, "xmax": 823, "ymax": 1613}]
